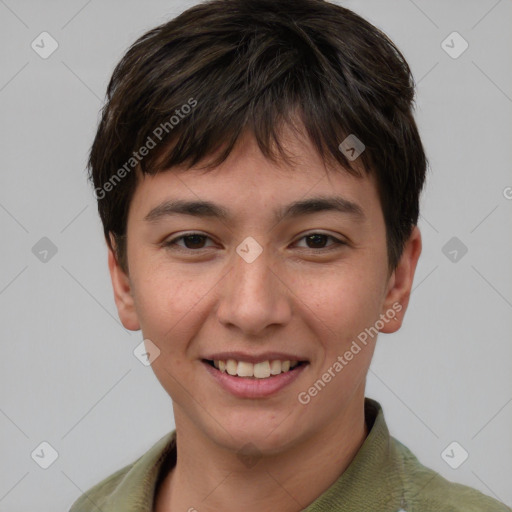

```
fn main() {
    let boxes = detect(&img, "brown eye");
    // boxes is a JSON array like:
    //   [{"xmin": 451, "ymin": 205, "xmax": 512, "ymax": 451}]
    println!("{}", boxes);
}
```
[
  {"xmin": 305, "ymin": 234, "xmax": 330, "ymax": 249},
  {"xmin": 180, "ymin": 234, "xmax": 208, "ymax": 249},
  {"xmin": 296, "ymin": 233, "xmax": 346, "ymax": 250},
  {"xmin": 163, "ymin": 233, "xmax": 213, "ymax": 251}
]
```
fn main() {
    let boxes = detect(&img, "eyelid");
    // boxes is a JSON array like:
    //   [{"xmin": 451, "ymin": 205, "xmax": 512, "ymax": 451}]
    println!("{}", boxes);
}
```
[
  {"xmin": 163, "ymin": 231, "xmax": 215, "ymax": 250},
  {"xmin": 294, "ymin": 231, "xmax": 347, "ymax": 248}
]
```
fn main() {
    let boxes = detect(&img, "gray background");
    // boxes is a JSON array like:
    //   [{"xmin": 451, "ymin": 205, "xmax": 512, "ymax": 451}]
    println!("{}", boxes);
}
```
[{"xmin": 1, "ymin": 0, "xmax": 511, "ymax": 510}]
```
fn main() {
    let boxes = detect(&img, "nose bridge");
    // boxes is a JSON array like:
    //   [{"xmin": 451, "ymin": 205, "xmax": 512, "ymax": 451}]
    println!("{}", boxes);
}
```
[
  {"xmin": 233, "ymin": 243, "xmax": 273, "ymax": 296},
  {"xmin": 216, "ymin": 241, "xmax": 290, "ymax": 334}
]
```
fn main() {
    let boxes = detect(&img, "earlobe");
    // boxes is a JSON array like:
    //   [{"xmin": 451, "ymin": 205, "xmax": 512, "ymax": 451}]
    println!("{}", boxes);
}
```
[
  {"xmin": 379, "ymin": 226, "xmax": 422, "ymax": 334},
  {"xmin": 107, "ymin": 237, "xmax": 141, "ymax": 331}
]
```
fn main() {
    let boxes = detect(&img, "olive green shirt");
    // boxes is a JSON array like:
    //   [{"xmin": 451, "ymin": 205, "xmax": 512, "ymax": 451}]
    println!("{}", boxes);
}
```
[{"xmin": 68, "ymin": 398, "xmax": 510, "ymax": 511}]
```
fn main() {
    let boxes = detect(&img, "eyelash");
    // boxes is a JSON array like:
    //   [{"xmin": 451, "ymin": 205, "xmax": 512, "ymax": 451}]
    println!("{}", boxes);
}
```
[{"xmin": 162, "ymin": 232, "xmax": 347, "ymax": 253}]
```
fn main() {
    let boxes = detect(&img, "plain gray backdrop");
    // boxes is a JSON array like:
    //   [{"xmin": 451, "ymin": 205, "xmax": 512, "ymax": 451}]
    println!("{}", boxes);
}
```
[{"xmin": 1, "ymin": 0, "xmax": 511, "ymax": 510}]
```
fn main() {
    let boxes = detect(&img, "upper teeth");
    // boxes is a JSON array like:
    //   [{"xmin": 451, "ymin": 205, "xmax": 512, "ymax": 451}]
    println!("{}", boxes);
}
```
[{"xmin": 213, "ymin": 359, "xmax": 300, "ymax": 378}]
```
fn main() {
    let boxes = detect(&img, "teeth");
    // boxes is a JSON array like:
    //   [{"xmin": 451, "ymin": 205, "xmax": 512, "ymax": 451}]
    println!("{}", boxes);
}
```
[
  {"xmin": 212, "ymin": 358, "xmax": 301, "ymax": 378},
  {"xmin": 237, "ymin": 361, "xmax": 253, "ymax": 377},
  {"xmin": 270, "ymin": 360, "xmax": 281, "ymax": 375},
  {"xmin": 226, "ymin": 359, "xmax": 238, "ymax": 376},
  {"xmin": 253, "ymin": 361, "xmax": 271, "ymax": 378}
]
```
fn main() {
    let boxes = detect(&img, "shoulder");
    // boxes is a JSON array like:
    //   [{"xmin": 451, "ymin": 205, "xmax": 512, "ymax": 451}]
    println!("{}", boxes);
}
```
[
  {"xmin": 392, "ymin": 437, "xmax": 511, "ymax": 512},
  {"xmin": 68, "ymin": 460, "xmax": 137, "ymax": 511},
  {"xmin": 68, "ymin": 430, "xmax": 177, "ymax": 512}
]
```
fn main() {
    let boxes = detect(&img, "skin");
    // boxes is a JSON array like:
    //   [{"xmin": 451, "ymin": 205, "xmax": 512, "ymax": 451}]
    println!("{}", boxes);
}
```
[{"xmin": 108, "ymin": 124, "xmax": 422, "ymax": 512}]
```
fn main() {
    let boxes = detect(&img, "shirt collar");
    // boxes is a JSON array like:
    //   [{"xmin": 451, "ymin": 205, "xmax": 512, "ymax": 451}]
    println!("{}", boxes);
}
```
[
  {"xmin": 103, "ymin": 398, "xmax": 404, "ymax": 511},
  {"xmin": 304, "ymin": 397, "xmax": 405, "ymax": 511}
]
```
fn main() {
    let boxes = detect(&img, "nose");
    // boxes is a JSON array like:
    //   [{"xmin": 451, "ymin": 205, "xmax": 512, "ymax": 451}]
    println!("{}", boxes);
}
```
[{"xmin": 215, "ymin": 243, "xmax": 292, "ymax": 337}]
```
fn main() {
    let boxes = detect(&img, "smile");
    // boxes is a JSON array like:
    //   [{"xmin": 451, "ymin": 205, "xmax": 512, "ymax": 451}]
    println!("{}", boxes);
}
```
[
  {"xmin": 205, "ymin": 359, "xmax": 304, "ymax": 379},
  {"xmin": 202, "ymin": 358, "xmax": 309, "ymax": 398}
]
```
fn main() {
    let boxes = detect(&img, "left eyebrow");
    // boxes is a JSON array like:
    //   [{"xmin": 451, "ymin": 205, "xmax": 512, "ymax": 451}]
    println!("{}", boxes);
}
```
[{"xmin": 143, "ymin": 195, "xmax": 366, "ymax": 224}]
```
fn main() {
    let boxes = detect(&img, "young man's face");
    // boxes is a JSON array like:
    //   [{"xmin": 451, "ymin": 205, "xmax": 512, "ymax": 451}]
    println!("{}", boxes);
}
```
[{"xmin": 109, "ymin": 126, "xmax": 421, "ymax": 454}]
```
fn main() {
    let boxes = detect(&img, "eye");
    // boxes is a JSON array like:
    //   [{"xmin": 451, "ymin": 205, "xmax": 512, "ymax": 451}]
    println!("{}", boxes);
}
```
[
  {"xmin": 295, "ymin": 232, "xmax": 346, "ymax": 251},
  {"xmin": 163, "ymin": 232, "xmax": 214, "ymax": 251},
  {"xmin": 162, "ymin": 231, "xmax": 346, "ymax": 252}
]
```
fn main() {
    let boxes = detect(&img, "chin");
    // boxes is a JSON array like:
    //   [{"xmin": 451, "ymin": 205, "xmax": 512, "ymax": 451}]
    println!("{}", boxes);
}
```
[{"xmin": 219, "ymin": 418, "xmax": 306, "ymax": 456}]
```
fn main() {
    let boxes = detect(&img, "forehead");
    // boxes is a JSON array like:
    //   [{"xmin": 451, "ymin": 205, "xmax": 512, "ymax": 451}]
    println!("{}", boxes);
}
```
[{"xmin": 129, "ymin": 127, "xmax": 381, "ymax": 225}]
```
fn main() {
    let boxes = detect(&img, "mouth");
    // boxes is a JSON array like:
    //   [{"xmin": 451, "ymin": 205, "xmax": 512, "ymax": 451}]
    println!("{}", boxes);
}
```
[
  {"xmin": 202, "ymin": 357, "xmax": 309, "ymax": 398},
  {"xmin": 202, "ymin": 358, "xmax": 308, "ymax": 379}
]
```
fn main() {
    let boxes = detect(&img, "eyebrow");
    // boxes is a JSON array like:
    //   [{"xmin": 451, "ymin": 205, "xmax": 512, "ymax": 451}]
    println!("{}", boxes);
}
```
[{"xmin": 143, "ymin": 195, "xmax": 365, "ymax": 224}]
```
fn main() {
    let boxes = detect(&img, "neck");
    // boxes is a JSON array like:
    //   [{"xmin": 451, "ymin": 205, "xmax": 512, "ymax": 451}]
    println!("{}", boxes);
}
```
[{"xmin": 155, "ymin": 393, "xmax": 368, "ymax": 512}]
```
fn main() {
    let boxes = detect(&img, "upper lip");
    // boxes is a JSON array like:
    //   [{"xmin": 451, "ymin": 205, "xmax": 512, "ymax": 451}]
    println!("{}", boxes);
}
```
[{"xmin": 202, "ymin": 352, "xmax": 309, "ymax": 364}]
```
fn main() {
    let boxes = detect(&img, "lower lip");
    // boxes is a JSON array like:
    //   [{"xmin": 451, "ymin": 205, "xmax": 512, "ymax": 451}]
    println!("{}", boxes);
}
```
[{"xmin": 202, "ymin": 361, "xmax": 308, "ymax": 398}]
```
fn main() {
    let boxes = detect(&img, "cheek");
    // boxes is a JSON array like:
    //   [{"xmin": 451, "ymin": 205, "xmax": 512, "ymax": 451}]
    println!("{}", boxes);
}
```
[
  {"xmin": 130, "ymin": 263, "xmax": 207, "ymax": 344},
  {"xmin": 132, "ymin": 269, "xmax": 208, "ymax": 402},
  {"xmin": 300, "ymin": 265, "xmax": 385, "ymax": 341}
]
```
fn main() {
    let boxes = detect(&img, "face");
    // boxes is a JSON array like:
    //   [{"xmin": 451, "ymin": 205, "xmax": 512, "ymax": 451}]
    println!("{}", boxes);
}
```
[{"xmin": 108, "ymin": 126, "xmax": 421, "ymax": 455}]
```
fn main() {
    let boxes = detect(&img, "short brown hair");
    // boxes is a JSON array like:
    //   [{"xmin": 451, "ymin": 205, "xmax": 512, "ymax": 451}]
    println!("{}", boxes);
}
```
[{"xmin": 89, "ymin": 0, "xmax": 427, "ymax": 274}]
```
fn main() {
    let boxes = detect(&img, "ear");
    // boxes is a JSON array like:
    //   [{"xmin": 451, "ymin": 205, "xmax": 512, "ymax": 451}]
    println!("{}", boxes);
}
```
[
  {"xmin": 379, "ymin": 226, "xmax": 422, "ymax": 334},
  {"xmin": 107, "ymin": 234, "xmax": 141, "ymax": 331}
]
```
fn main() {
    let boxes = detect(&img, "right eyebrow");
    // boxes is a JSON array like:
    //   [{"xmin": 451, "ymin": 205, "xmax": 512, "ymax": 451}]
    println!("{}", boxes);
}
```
[{"xmin": 143, "ymin": 199, "xmax": 230, "ymax": 222}]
